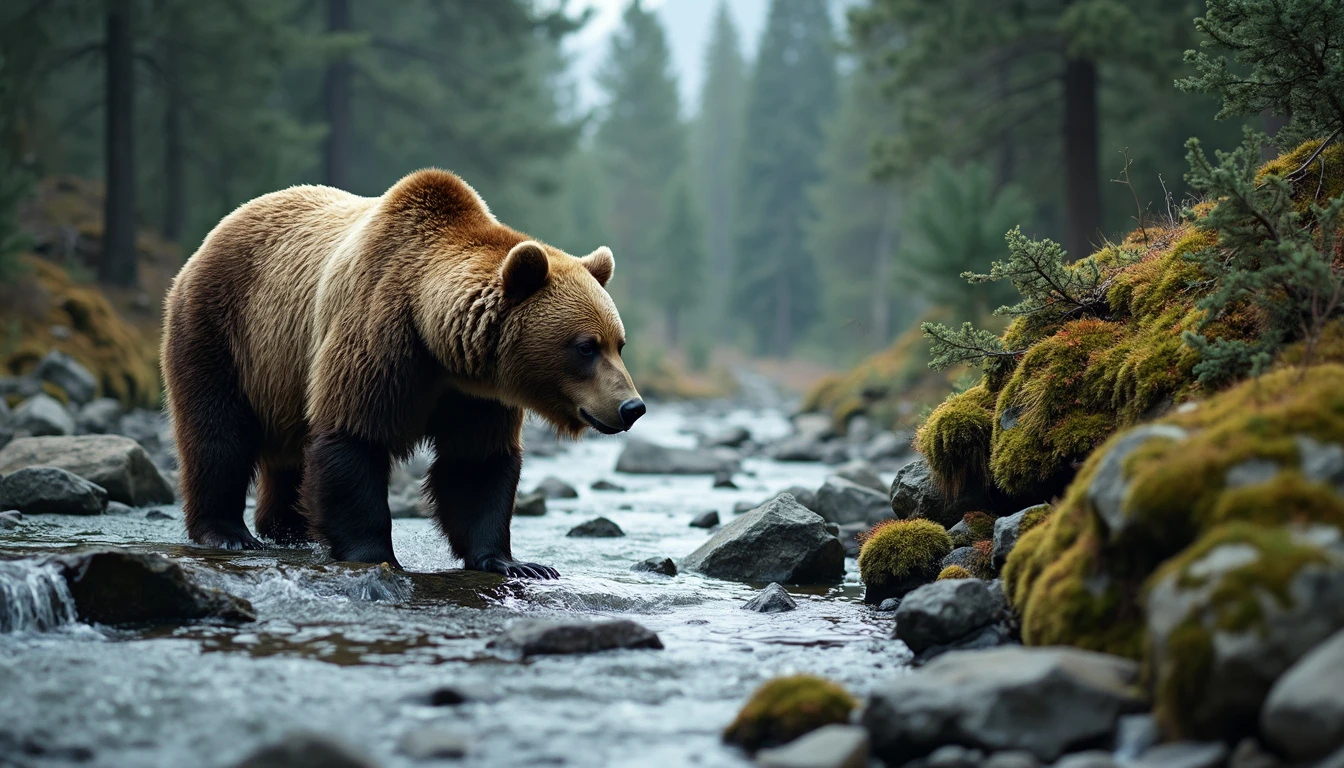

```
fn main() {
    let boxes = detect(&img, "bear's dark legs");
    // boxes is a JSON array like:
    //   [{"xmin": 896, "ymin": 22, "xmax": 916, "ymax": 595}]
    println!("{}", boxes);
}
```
[
  {"xmin": 426, "ymin": 445, "xmax": 558, "ymax": 580},
  {"xmin": 254, "ymin": 463, "xmax": 310, "ymax": 545},
  {"xmin": 302, "ymin": 431, "xmax": 398, "ymax": 566}
]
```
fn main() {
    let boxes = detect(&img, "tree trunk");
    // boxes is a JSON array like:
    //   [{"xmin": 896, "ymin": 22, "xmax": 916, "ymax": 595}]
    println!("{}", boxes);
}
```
[
  {"xmin": 101, "ymin": 0, "xmax": 137, "ymax": 287},
  {"xmin": 1261, "ymin": 112, "xmax": 1289, "ymax": 160},
  {"xmin": 1062, "ymin": 57, "xmax": 1099, "ymax": 262},
  {"xmin": 870, "ymin": 192, "xmax": 898, "ymax": 350},
  {"xmin": 162, "ymin": 28, "xmax": 184, "ymax": 243},
  {"xmin": 322, "ymin": 0, "xmax": 352, "ymax": 190}
]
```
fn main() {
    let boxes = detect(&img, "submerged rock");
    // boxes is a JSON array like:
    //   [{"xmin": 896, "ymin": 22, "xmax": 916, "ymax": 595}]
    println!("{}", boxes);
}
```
[
  {"xmin": 631, "ymin": 557, "xmax": 677, "ymax": 576},
  {"xmin": 615, "ymin": 437, "xmax": 737, "ymax": 475},
  {"xmin": 488, "ymin": 619, "xmax": 662, "ymax": 657},
  {"xmin": 814, "ymin": 476, "xmax": 889, "ymax": 525},
  {"xmin": 755, "ymin": 724, "xmax": 869, "ymax": 768},
  {"xmin": 863, "ymin": 646, "xmax": 1144, "ymax": 763},
  {"xmin": 893, "ymin": 579, "xmax": 996, "ymax": 654},
  {"xmin": 0, "ymin": 435, "xmax": 174, "ymax": 505},
  {"xmin": 0, "ymin": 466, "xmax": 108, "ymax": 515},
  {"xmin": 232, "ymin": 732, "xmax": 377, "ymax": 768},
  {"xmin": 742, "ymin": 582, "xmax": 797, "ymax": 613},
  {"xmin": 590, "ymin": 479, "xmax": 625, "ymax": 492},
  {"xmin": 54, "ymin": 549, "xmax": 255, "ymax": 625},
  {"xmin": 566, "ymin": 516, "xmax": 624, "ymax": 538},
  {"xmin": 530, "ymin": 475, "xmax": 578, "ymax": 499},
  {"xmin": 13, "ymin": 394, "xmax": 75, "ymax": 437},
  {"xmin": 681, "ymin": 494, "xmax": 844, "ymax": 585}
]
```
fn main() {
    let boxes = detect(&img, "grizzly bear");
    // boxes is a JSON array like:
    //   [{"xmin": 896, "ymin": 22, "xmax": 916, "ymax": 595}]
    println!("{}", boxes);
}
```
[{"xmin": 161, "ymin": 169, "xmax": 644, "ymax": 578}]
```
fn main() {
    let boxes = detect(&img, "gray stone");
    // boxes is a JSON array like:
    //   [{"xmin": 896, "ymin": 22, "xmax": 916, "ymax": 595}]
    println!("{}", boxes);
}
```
[
  {"xmin": 514, "ymin": 491, "xmax": 547, "ymax": 517},
  {"xmin": 862, "ymin": 430, "xmax": 910, "ymax": 462},
  {"xmin": 388, "ymin": 489, "xmax": 425, "ymax": 519},
  {"xmin": 75, "ymin": 398, "xmax": 122, "ymax": 434},
  {"xmin": 1051, "ymin": 751, "xmax": 1116, "ymax": 768},
  {"xmin": 1296, "ymin": 435, "xmax": 1344, "ymax": 492},
  {"xmin": 772, "ymin": 436, "xmax": 827, "ymax": 462},
  {"xmin": 615, "ymin": 437, "xmax": 738, "ymax": 474},
  {"xmin": 815, "ymin": 476, "xmax": 890, "ymax": 525},
  {"xmin": 941, "ymin": 546, "xmax": 985, "ymax": 575},
  {"xmin": 590, "ymin": 479, "xmax": 625, "ymax": 492},
  {"xmin": 0, "ymin": 435, "xmax": 174, "ymax": 505},
  {"xmin": 1112, "ymin": 713, "xmax": 1159, "ymax": 762},
  {"xmin": 1227, "ymin": 739, "xmax": 1280, "ymax": 768},
  {"xmin": 1322, "ymin": 745, "xmax": 1344, "ymax": 768},
  {"xmin": 992, "ymin": 509, "xmax": 1028, "ymax": 570},
  {"xmin": 1146, "ymin": 526, "xmax": 1344, "ymax": 741},
  {"xmin": 54, "ymin": 548, "xmax": 255, "ymax": 625},
  {"xmin": 32, "ymin": 350, "xmax": 97, "ymax": 405},
  {"xmin": 782, "ymin": 486, "xmax": 818, "ymax": 512},
  {"xmin": 13, "ymin": 394, "xmax": 75, "ymax": 437},
  {"xmin": 681, "ymin": 494, "xmax": 844, "ymax": 585},
  {"xmin": 948, "ymin": 519, "xmax": 974, "ymax": 548},
  {"xmin": 116, "ymin": 408, "xmax": 167, "ymax": 454},
  {"xmin": 145, "ymin": 508, "xmax": 174, "ymax": 521},
  {"xmin": 890, "ymin": 459, "xmax": 957, "ymax": 527},
  {"xmin": 233, "ymin": 732, "xmax": 376, "ymax": 768},
  {"xmin": 742, "ymin": 582, "xmax": 797, "ymax": 613},
  {"xmin": 1260, "ymin": 628, "xmax": 1344, "ymax": 761},
  {"xmin": 846, "ymin": 416, "xmax": 877, "ymax": 445},
  {"xmin": 398, "ymin": 725, "xmax": 470, "ymax": 760},
  {"xmin": 0, "ymin": 466, "xmax": 107, "ymax": 515},
  {"xmin": 925, "ymin": 745, "xmax": 986, "ymax": 768},
  {"xmin": 1086, "ymin": 424, "xmax": 1187, "ymax": 541},
  {"xmin": 631, "ymin": 557, "xmax": 677, "ymax": 576},
  {"xmin": 820, "ymin": 442, "xmax": 851, "ymax": 465},
  {"xmin": 756, "ymin": 724, "xmax": 868, "ymax": 768},
  {"xmin": 566, "ymin": 517, "xmax": 624, "ymax": 537},
  {"xmin": 862, "ymin": 646, "xmax": 1144, "ymax": 764},
  {"xmin": 910, "ymin": 623, "xmax": 1014, "ymax": 666},
  {"xmin": 985, "ymin": 579, "xmax": 1009, "ymax": 619},
  {"xmin": 703, "ymin": 425, "xmax": 751, "ymax": 449},
  {"xmin": 983, "ymin": 752, "xmax": 1041, "ymax": 768},
  {"xmin": 689, "ymin": 510, "xmax": 719, "ymax": 528},
  {"xmin": 877, "ymin": 597, "xmax": 900, "ymax": 612},
  {"xmin": 0, "ymin": 509, "xmax": 21, "ymax": 529},
  {"xmin": 531, "ymin": 475, "xmax": 577, "ymax": 499},
  {"xmin": 1224, "ymin": 458, "xmax": 1280, "ymax": 489},
  {"xmin": 833, "ymin": 460, "xmax": 887, "ymax": 494},
  {"xmin": 734, "ymin": 500, "xmax": 757, "ymax": 515},
  {"xmin": 105, "ymin": 501, "xmax": 134, "ymax": 516},
  {"xmin": 894, "ymin": 579, "xmax": 997, "ymax": 654},
  {"xmin": 712, "ymin": 468, "xmax": 737, "ymax": 488},
  {"xmin": 1129, "ymin": 742, "xmax": 1228, "ymax": 768},
  {"xmin": 792, "ymin": 412, "xmax": 835, "ymax": 443},
  {"xmin": 487, "ymin": 619, "xmax": 662, "ymax": 657}
]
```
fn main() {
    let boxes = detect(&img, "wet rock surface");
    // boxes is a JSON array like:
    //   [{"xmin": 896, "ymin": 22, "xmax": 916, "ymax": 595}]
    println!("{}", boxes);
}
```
[
  {"xmin": 232, "ymin": 732, "xmax": 378, "ymax": 768},
  {"xmin": 893, "ymin": 578, "xmax": 996, "ymax": 654},
  {"xmin": 566, "ymin": 516, "xmax": 624, "ymax": 537},
  {"xmin": 614, "ymin": 437, "xmax": 737, "ymax": 474},
  {"xmin": 741, "ymin": 582, "xmax": 797, "ymax": 613},
  {"xmin": 681, "ymin": 493, "xmax": 845, "ymax": 584},
  {"xmin": 55, "ymin": 548, "xmax": 255, "ymax": 625},
  {"xmin": 487, "ymin": 619, "xmax": 663, "ymax": 657},
  {"xmin": 0, "ymin": 466, "xmax": 108, "ymax": 515},
  {"xmin": 630, "ymin": 556, "xmax": 677, "ymax": 575},
  {"xmin": 0, "ymin": 435, "xmax": 174, "ymax": 505}
]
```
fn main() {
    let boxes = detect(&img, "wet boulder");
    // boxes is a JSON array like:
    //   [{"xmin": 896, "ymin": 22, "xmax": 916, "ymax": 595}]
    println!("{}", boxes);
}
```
[
  {"xmin": 615, "ymin": 437, "xmax": 738, "ymax": 475},
  {"xmin": 530, "ymin": 475, "xmax": 577, "ymax": 499},
  {"xmin": 815, "ymin": 475, "xmax": 890, "ymax": 525},
  {"xmin": 1261, "ymin": 628, "xmax": 1344, "ymax": 761},
  {"xmin": 631, "ymin": 557, "xmax": 677, "ymax": 576},
  {"xmin": 488, "ymin": 619, "xmax": 662, "ymax": 657},
  {"xmin": 0, "ymin": 435, "xmax": 174, "ymax": 506},
  {"xmin": 566, "ymin": 516, "xmax": 624, "ymax": 537},
  {"xmin": 232, "ymin": 732, "xmax": 377, "ymax": 768},
  {"xmin": 889, "ymin": 459, "xmax": 952, "ymax": 526},
  {"xmin": 12, "ymin": 394, "xmax": 75, "ymax": 437},
  {"xmin": 0, "ymin": 466, "xmax": 108, "ymax": 515},
  {"xmin": 1128, "ymin": 742, "xmax": 1228, "ymax": 768},
  {"xmin": 32, "ymin": 350, "xmax": 97, "ymax": 405},
  {"xmin": 54, "ymin": 549, "xmax": 255, "ymax": 625},
  {"xmin": 893, "ymin": 578, "xmax": 997, "ymax": 654},
  {"xmin": 862, "ymin": 646, "xmax": 1144, "ymax": 764},
  {"xmin": 689, "ymin": 510, "xmax": 719, "ymax": 528},
  {"xmin": 742, "ymin": 582, "xmax": 797, "ymax": 613},
  {"xmin": 682, "ymin": 494, "xmax": 844, "ymax": 585}
]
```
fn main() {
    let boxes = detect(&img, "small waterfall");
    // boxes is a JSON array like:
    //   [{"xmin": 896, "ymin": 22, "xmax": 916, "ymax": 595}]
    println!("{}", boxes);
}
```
[{"xmin": 0, "ymin": 559, "xmax": 79, "ymax": 633}]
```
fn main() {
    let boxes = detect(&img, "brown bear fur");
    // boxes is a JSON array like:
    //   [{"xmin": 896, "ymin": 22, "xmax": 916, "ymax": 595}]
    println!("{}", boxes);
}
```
[{"xmin": 161, "ymin": 169, "xmax": 641, "ymax": 577}]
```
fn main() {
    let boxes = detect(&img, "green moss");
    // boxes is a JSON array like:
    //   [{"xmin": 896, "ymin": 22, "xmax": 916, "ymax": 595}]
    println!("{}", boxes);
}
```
[
  {"xmin": 1019, "ymin": 504, "xmax": 1052, "ymax": 534},
  {"xmin": 1151, "ymin": 618, "xmax": 1215, "ymax": 740},
  {"xmin": 1019, "ymin": 530, "xmax": 1145, "ymax": 658},
  {"xmin": 962, "ymin": 511, "xmax": 995, "ymax": 541},
  {"xmin": 938, "ymin": 565, "xmax": 972, "ymax": 580},
  {"xmin": 917, "ymin": 384, "xmax": 996, "ymax": 497},
  {"xmin": 722, "ymin": 675, "xmax": 857, "ymax": 752},
  {"xmin": 858, "ymin": 518, "xmax": 953, "ymax": 604}
]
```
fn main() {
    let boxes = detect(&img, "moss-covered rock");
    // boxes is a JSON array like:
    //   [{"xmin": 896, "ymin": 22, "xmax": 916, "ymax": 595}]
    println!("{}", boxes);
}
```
[
  {"xmin": 722, "ymin": 675, "xmax": 857, "ymax": 752},
  {"xmin": 937, "ymin": 565, "xmax": 972, "ymax": 580},
  {"xmin": 963, "ymin": 510, "xmax": 996, "ymax": 541},
  {"xmin": 916, "ymin": 385, "xmax": 995, "ymax": 497},
  {"xmin": 858, "ymin": 518, "xmax": 953, "ymax": 604}
]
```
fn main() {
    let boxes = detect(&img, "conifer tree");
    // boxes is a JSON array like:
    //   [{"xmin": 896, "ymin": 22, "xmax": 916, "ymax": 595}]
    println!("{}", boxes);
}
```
[
  {"xmin": 734, "ymin": 0, "xmax": 837, "ymax": 356},
  {"xmin": 649, "ymin": 171, "xmax": 706, "ymax": 348}
]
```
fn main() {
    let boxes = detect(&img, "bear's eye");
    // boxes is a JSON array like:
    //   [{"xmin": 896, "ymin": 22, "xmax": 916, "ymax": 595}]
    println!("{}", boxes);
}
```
[{"xmin": 577, "ymin": 341, "xmax": 597, "ymax": 357}]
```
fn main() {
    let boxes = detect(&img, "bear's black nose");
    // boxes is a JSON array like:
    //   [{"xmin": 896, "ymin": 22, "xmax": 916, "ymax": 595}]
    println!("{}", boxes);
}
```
[{"xmin": 619, "ymin": 399, "xmax": 646, "ymax": 429}]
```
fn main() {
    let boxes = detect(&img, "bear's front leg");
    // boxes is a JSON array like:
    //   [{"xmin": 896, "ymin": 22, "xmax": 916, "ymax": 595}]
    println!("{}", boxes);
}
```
[
  {"xmin": 304, "ymin": 431, "xmax": 399, "ymax": 567},
  {"xmin": 426, "ymin": 442, "xmax": 559, "ymax": 580}
]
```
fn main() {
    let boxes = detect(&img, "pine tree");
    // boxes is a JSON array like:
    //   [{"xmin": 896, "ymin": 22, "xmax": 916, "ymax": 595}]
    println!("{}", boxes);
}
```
[
  {"xmin": 734, "ymin": 0, "xmax": 837, "ymax": 356},
  {"xmin": 648, "ymin": 171, "xmax": 706, "ymax": 348},
  {"xmin": 691, "ymin": 2, "xmax": 745, "ymax": 337},
  {"xmin": 593, "ymin": 0, "xmax": 686, "ymax": 310}
]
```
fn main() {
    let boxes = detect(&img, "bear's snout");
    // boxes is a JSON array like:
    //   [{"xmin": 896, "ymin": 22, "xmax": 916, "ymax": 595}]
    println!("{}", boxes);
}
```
[{"xmin": 618, "ymin": 398, "xmax": 646, "ymax": 429}]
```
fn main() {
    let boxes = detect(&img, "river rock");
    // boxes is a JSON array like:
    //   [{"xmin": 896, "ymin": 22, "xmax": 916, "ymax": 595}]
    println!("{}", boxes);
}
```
[
  {"xmin": 530, "ymin": 475, "xmax": 577, "ymax": 499},
  {"xmin": 514, "ymin": 491, "xmax": 546, "ymax": 516},
  {"xmin": 756, "ymin": 724, "xmax": 869, "ymax": 768},
  {"xmin": 771, "ymin": 435, "xmax": 827, "ymax": 462},
  {"xmin": 1052, "ymin": 751, "xmax": 1117, "ymax": 768},
  {"xmin": 861, "ymin": 430, "xmax": 910, "ymax": 463},
  {"xmin": 782, "ymin": 485, "xmax": 818, "ymax": 512},
  {"xmin": 13, "ymin": 393, "xmax": 75, "ymax": 437},
  {"xmin": 681, "ymin": 493, "xmax": 845, "ymax": 585},
  {"xmin": 54, "ymin": 549, "xmax": 255, "ymax": 625},
  {"xmin": 742, "ymin": 582, "xmax": 797, "ymax": 613},
  {"xmin": 992, "ymin": 509, "xmax": 1029, "ymax": 570},
  {"xmin": 33, "ymin": 350, "xmax": 97, "ymax": 405},
  {"xmin": 0, "ymin": 467, "xmax": 108, "ymax": 515},
  {"xmin": 689, "ymin": 510, "xmax": 719, "ymax": 528},
  {"xmin": 863, "ymin": 646, "xmax": 1144, "ymax": 764},
  {"xmin": 940, "ymin": 546, "xmax": 984, "ymax": 574},
  {"xmin": 0, "ymin": 435, "xmax": 174, "ymax": 505},
  {"xmin": 889, "ymin": 459, "xmax": 949, "ymax": 524},
  {"xmin": 75, "ymin": 398, "xmax": 123, "ymax": 434},
  {"xmin": 833, "ymin": 460, "xmax": 886, "ymax": 494},
  {"xmin": 615, "ymin": 437, "xmax": 737, "ymax": 475},
  {"xmin": 566, "ymin": 516, "xmax": 623, "ymax": 537},
  {"xmin": 712, "ymin": 468, "xmax": 737, "ymax": 488},
  {"xmin": 703, "ymin": 425, "xmax": 751, "ymax": 449},
  {"xmin": 233, "ymin": 732, "xmax": 377, "ymax": 768},
  {"xmin": 488, "ymin": 619, "xmax": 662, "ymax": 657},
  {"xmin": 398, "ymin": 725, "xmax": 470, "ymax": 759},
  {"xmin": 1113, "ymin": 714, "xmax": 1161, "ymax": 762},
  {"xmin": 894, "ymin": 579, "xmax": 996, "ymax": 654},
  {"xmin": 815, "ymin": 476, "xmax": 889, "ymax": 525},
  {"xmin": 591, "ymin": 479, "xmax": 625, "ymax": 492},
  {"xmin": 631, "ymin": 557, "xmax": 677, "ymax": 576},
  {"xmin": 983, "ymin": 752, "xmax": 1042, "ymax": 768},
  {"xmin": 792, "ymin": 412, "xmax": 835, "ymax": 443},
  {"xmin": 117, "ymin": 408, "xmax": 167, "ymax": 455},
  {"xmin": 1128, "ymin": 742, "xmax": 1228, "ymax": 768},
  {"xmin": 1260, "ymin": 628, "xmax": 1344, "ymax": 760}
]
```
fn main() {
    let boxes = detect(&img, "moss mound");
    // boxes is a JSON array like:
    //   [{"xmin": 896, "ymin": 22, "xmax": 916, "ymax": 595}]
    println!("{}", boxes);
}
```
[
  {"xmin": 722, "ymin": 675, "xmax": 857, "ymax": 752},
  {"xmin": 801, "ymin": 317, "xmax": 974, "ymax": 434},
  {"xmin": 937, "ymin": 565, "xmax": 972, "ymax": 580},
  {"xmin": 858, "ymin": 518, "xmax": 953, "ymax": 604},
  {"xmin": 962, "ymin": 511, "xmax": 995, "ymax": 541},
  {"xmin": 916, "ymin": 385, "xmax": 995, "ymax": 497},
  {"xmin": 1004, "ymin": 364, "xmax": 1344, "ymax": 661}
]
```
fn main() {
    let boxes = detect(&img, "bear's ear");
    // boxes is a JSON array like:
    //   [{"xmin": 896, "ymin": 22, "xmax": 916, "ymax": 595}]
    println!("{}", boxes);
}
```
[
  {"xmin": 501, "ymin": 241, "xmax": 550, "ymax": 300},
  {"xmin": 581, "ymin": 246, "xmax": 614, "ymax": 287}
]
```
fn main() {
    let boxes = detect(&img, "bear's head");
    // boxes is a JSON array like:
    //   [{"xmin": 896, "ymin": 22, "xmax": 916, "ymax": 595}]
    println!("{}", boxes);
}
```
[{"xmin": 496, "ymin": 240, "xmax": 644, "ymax": 438}]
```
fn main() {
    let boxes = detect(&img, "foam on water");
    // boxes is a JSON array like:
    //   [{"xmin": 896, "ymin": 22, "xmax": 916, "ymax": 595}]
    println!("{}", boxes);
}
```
[{"xmin": 0, "ymin": 559, "xmax": 79, "ymax": 633}]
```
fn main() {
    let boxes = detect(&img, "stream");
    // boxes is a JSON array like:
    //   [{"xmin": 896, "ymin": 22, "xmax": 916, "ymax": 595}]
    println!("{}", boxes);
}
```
[{"xmin": 0, "ymin": 400, "xmax": 910, "ymax": 768}]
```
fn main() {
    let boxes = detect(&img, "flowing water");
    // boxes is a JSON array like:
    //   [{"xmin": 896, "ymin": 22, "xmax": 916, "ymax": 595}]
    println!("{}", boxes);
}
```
[{"xmin": 0, "ymin": 401, "xmax": 910, "ymax": 768}]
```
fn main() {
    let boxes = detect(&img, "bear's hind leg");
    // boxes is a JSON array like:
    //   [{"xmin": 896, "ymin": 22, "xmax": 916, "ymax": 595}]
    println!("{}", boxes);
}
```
[
  {"xmin": 302, "ymin": 431, "xmax": 398, "ymax": 566},
  {"xmin": 255, "ymin": 462, "xmax": 310, "ymax": 545}
]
